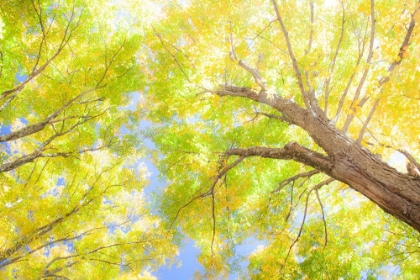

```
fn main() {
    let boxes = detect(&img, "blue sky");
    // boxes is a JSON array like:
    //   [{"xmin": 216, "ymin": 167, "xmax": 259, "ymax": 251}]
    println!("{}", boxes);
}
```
[
  {"xmin": 130, "ymin": 96, "xmax": 204, "ymax": 278},
  {"xmin": 129, "ymin": 91, "xmax": 260, "ymax": 279},
  {"xmin": 136, "ymin": 130, "xmax": 207, "ymax": 279},
  {"xmin": 141, "ymin": 153, "xmax": 264, "ymax": 279},
  {"xmin": 157, "ymin": 240, "xmax": 204, "ymax": 279}
]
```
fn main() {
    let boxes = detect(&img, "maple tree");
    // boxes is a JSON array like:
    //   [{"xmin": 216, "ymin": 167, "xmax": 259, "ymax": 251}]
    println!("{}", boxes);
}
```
[
  {"xmin": 143, "ymin": 0, "xmax": 420, "ymax": 278},
  {"xmin": 0, "ymin": 0, "xmax": 176, "ymax": 278}
]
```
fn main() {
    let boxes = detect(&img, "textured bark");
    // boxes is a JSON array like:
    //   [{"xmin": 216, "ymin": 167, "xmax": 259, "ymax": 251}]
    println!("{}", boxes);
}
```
[
  {"xmin": 229, "ymin": 0, "xmax": 420, "ymax": 233},
  {"xmin": 305, "ymin": 115, "xmax": 420, "ymax": 232},
  {"xmin": 218, "ymin": 86, "xmax": 420, "ymax": 232}
]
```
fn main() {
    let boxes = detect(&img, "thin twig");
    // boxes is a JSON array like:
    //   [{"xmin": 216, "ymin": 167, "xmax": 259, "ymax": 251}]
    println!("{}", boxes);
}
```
[
  {"xmin": 315, "ymin": 189, "xmax": 328, "ymax": 247},
  {"xmin": 284, "ymin": 178, "xmax": 334, "ymax": 263}
]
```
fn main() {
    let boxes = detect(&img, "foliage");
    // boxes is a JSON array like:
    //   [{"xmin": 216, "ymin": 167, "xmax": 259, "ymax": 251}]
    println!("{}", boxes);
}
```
[
  {"xmin": 0, "ymin": 0, "xmax": 177, "ymax": 278},
  {"xmin": 142, "ymin": 0, "xmax": 420, "ymax": 278},
  {"xmin": 2, "ymin": 0, "xmax": 420, "ymax": 278}
]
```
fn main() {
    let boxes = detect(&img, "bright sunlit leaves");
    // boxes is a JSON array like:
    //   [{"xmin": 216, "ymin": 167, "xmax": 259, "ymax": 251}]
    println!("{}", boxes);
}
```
[
  {"xmin": 142, "ymin": 0, "xmax": 420, "ymax": 278},
  {"xmin": 2, "ymin": 0, "xmax": 420, "ymax": 278},
  {"xmin": 0, "ymin": 0, "xmax": 176, "ymax": 278}
]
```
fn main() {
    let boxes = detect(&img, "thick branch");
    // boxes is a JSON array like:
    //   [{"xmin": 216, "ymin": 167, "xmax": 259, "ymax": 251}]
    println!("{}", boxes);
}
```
[
  {"xmin": 213, "ymin": 85, "xmax": 308, "ymax": 129},
  {"xmin": 226, "ymin": 142, "xmax": 333, "ymax": 174},
  {"xmin": 0, "ymin": 109, "xmax": 109, "ymax": 173},
  {"xmin": 0, "ymin": 87, "xmax": 103, "ymax": 142}
]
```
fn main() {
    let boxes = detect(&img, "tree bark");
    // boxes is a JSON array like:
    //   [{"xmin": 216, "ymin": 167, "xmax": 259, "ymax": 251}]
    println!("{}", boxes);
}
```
[
  {"xmin": 308, "ymin": 116, "xmax": 420, "ymax": 232},
  {"xmin": 217, "ymin": 86, "xmax": 420, "ymax": 232}
]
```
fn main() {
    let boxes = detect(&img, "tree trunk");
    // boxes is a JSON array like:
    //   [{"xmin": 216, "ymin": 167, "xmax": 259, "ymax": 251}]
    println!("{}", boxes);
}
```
[
  {"xmin": 295, "ymin": 109, "xmax": 420, "ymax": 232},
  {"xmin": 217, "ymin": 87, "xmax": 420, "ymax": 232}
]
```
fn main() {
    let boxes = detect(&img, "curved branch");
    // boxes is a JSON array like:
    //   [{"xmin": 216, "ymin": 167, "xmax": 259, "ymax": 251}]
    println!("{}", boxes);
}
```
[
  {"xmin": 0, "ymin": 222, "xmax": 125, "ymax": 268},
  {"xmin": 42, "ymin": 239, "xmax": 148, "ymax": 278},
  {"xmin": 212, "ymin": 84, "xmax": 308, "ymax": 129},
  {"xmin": 363, "ymin": 141, "xmax": 420, "ymax": 171},
  {"xmin": 226, "ymin": 142, "xmax": 333, "ymax": 174}
]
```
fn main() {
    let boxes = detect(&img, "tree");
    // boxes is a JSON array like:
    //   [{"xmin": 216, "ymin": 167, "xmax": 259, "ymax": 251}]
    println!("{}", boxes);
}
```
[
  {"xmin": 143, "ymin": 0, "xmax": 420, "ymax": 277},
  {"xmin": 0, "ymin": 0, "xmax": 177, "ymax": 278}
]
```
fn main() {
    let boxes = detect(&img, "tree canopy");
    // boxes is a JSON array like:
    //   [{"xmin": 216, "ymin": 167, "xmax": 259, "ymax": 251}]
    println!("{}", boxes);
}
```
[
  {"xmin": 0, "ymin": 0, "xmax": 176, "ymax": 278},
  {"xmin": 143, "ymin": 0, "xmax": 420, "ymax": 278},
  {"xmin": 1, "ymin": 0, "xmax": 420, "ymax": 279}
]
